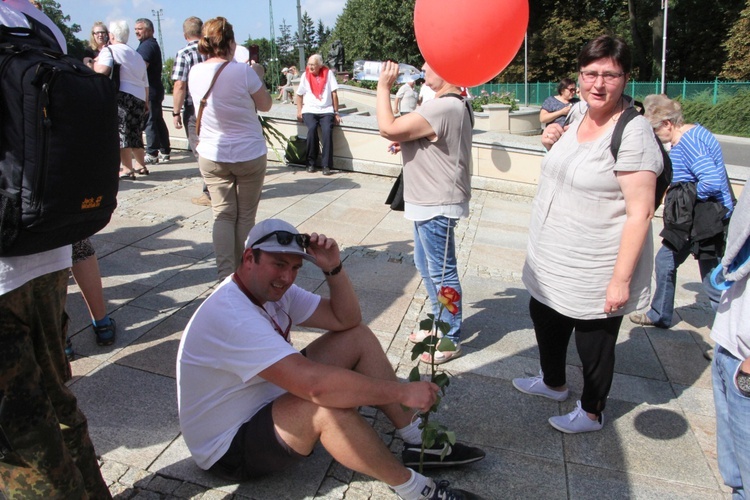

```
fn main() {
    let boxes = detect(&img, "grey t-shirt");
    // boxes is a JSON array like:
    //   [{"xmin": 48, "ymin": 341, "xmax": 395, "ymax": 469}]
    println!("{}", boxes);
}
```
[
  {"xmin": 400, "ymin": 95, "xmax": 473, "ymax": 213},
  {"xmin": 523, "ymin": 99, "xmax": 664, "ymax": 319}
]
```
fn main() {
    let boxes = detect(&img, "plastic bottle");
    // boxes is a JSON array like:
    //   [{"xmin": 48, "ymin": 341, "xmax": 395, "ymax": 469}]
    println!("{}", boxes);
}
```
[{"xmin": 352, "ymin": 60, "xmax": 422, "ymax": 84}]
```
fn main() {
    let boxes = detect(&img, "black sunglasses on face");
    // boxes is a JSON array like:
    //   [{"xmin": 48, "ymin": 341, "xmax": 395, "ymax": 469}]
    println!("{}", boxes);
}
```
[{"xmin": 251, "ymin": 230, "xmax": 310, "ymax": 249}]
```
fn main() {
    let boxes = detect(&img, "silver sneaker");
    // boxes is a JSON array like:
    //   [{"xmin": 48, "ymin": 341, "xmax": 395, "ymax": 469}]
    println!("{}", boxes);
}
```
[
  {"xmin": 548, "ymin": 401, "xmax": 603, "ymax": 434},
  {"xmin": 512, "ymin": 370, "xmax": 569, "ymax": 401}
]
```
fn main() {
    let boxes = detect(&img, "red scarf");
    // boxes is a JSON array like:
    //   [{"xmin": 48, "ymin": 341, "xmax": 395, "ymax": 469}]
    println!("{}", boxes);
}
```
[{"xmin": 306, "ymin": 66, "xmax": 329, "ymax": 100}]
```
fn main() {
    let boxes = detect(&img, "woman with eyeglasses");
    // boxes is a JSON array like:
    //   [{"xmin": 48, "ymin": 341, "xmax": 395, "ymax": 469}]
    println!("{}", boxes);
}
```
[
  {"xmin": 83, "ymin": 21, "xmax": 109, "ymax": 67},
  {"xmin": 188, "ymin": 17, "xmax": 272, "ymax": 279},
  {"xmin": 513, "ymin": 35, "xmax": 664, "ymax": 434},
  {"xmin": 539, "ymin": 77, "xmax": 578, "ymax": 127}
]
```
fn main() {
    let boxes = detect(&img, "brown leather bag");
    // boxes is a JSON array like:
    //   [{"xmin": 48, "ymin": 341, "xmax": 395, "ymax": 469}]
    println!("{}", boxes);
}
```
[{"xmin": 195, "ymin": 61, "xmax": 230, "ymax": 137}]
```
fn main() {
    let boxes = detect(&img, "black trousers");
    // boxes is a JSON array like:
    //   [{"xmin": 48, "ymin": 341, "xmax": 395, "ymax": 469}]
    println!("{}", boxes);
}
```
[
  {"xmin": 529, "ymin": 297, "xmax": 623, "ymax": 415},
  {"xmin": 302, "ymin": 112, "xmax": 335, "ymax": 168}
]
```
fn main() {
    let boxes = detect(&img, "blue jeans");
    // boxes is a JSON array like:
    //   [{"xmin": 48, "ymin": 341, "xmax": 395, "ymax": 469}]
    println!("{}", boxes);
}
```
[
  {"xmin": 646, "ymin": 242, "xmax": 721, "ymax": 327},
  {"xmin": 713, "ymin": 345, "xmax": 750, "ymax": 499},
  {"xmin": 413, "ymin": 216, "xmax": 462, "ymax": 342}
]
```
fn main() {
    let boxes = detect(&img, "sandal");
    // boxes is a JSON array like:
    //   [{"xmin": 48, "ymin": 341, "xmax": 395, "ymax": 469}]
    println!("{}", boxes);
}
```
[
  {"xmin": 135, "ymin": 167, "xmax": 149, "ymax": 175},
  {"xmin": 119, "ymin": 170, "xmax": 136, "ymax": 180},
  {"xmin": 419, "ymin": 344, "xmax": 462, "ymax": 365}
]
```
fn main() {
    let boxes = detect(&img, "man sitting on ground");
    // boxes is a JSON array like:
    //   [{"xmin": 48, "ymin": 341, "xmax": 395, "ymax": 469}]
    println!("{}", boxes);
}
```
[{"xmin": 177, "ymin": 219, "xmax": 484, "ymax": 500}]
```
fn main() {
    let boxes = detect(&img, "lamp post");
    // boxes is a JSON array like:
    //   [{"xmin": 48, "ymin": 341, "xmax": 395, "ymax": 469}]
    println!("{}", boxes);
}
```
[
  {"xmin": 152, "ymin": 8, "xmax": 165, "ymax": 61},
  {"xmin": 660, "ymin": 0, "xmax": 668, "ymax": 94},
  {"xmin": 296, "ymin": 0, "xmax": 305, "ymax": 71}
]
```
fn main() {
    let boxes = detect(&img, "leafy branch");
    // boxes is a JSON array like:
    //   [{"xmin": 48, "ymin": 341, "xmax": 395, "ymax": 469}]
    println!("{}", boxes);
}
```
[
  {"xmin": 259, "ymin": 115, "xmax": 289, "ymax": 164},
  {"xmin": 407, "ymin": 286, "xmax": 460, "ymax": 473}
]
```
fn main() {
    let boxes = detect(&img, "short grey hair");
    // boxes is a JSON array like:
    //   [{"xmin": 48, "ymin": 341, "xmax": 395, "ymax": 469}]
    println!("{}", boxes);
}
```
[
  {"xmin": 309, "ymin": 54, "xmax": 324, "ymax": 66},
  {"xmin": 135, "ymin": 18, "xmax": 154, "ymax": 31},
  {"xmin": 109, "ymin": 20, "xmax": 129, "ymax": 43},
  {"xmin": 644, "ymin": 94, "xmax": 684, "ymax": 128}
]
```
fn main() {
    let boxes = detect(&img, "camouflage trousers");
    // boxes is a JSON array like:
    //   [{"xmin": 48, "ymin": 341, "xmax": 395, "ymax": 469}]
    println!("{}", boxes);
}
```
[{"xmin": 0, "ymin": 269, "xmax": 111, "ymax": 499}]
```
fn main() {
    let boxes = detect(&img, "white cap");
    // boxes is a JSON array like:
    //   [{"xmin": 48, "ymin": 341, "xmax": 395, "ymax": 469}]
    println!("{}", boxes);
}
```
[
  {"xmin": 244, "ymin": 219, "xmax": 315, "ymax": 263},
  {"xmin": 281, "ymin": 67, "xmax": 289, "ymax": 73}
]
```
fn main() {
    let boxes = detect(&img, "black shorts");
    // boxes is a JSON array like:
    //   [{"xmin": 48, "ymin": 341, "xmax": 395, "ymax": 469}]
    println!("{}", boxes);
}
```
[{"xmin": 208, "ymin": 401, "xmax": 309, "ymax": 481}]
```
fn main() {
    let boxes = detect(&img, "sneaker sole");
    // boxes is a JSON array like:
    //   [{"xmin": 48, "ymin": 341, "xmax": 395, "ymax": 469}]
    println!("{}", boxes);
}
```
[
  {"xmin": 512, "ymin": 379, "xmax": 569, "ymax": 402},
  {"xmin": 548, "ymin": 417, "xmax": 602, "ymax": 434},
  {"xmin": 402, "ymin": 455, "xmax": 485, "ymax": 469}
]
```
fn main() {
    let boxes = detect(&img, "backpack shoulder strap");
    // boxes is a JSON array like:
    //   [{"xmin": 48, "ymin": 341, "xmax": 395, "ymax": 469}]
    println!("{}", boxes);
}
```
[{"xmin": 610, "ymin": 106, "xmax": 641, "ymax": 161}]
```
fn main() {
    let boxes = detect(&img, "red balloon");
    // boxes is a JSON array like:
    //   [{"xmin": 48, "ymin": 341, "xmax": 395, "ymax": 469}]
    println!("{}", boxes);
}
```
[{"xmin": 414, "ymin": 0, "xmax": 529, "ymax": 87}]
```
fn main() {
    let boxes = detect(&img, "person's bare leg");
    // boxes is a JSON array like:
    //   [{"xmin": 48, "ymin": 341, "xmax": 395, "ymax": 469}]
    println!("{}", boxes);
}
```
[
  {"xmin": 71, "ymin": 255, "xmax": 106, "ymax": 322},
  {"xmin": 120, "ymin": 148, "xmax": 134, "ymax": 174},
  {"xmin": 272, "ymin": 394, "xmax": 411, "ymax": 486},
  {"xmin": 132, "ymin": 147, "xmax": 147, "ymax": 172},
  {"xmin": 304, "ymin": 324, "xmax": 416, "ymax": 429}
]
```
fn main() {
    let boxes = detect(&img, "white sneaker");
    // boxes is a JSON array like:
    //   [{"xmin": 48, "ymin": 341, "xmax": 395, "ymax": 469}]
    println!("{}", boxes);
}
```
[
  {"xmin": 548, "ymin": 401, "xmax": 603, "ymax": 434},
  {"xmin": 144, "ymin": 154, "xmax": 159, "ymax": 165},
  {"xmin": 158, "ymin": 152, "xmax": 170, "ymax": 163},
  {"xmin": 512, "ymin": 371, "xmax": 569, "ymax": 401}
]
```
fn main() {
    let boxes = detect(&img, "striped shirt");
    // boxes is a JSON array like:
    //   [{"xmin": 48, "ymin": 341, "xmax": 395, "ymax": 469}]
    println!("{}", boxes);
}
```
[
  {"xmin": 171, "ymin": 40, "xmax": 204, "ymax": 107},
  {"xmin": 670, "ymin": 124, "xmax": 734, "ymax": 217}
]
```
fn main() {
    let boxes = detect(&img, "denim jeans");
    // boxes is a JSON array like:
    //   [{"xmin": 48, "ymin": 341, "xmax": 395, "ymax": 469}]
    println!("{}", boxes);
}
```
[
  {"xmin": 713, "ymin": 345, "xmax": 750, "ymax": 499},
  {"xmin": 646, "ymin": 242, "xmax": 721, "ymax": 327},
  {"xmin": 413, "ymin": 216, "xmax": 462, "ymax": 342},
  {"xmin": 199, "ymin": 155, "xmax": 267, "ymax": 279},
  {"xmin": 302, "ymin": 113, "xmax": 335, "ymax": 168}
]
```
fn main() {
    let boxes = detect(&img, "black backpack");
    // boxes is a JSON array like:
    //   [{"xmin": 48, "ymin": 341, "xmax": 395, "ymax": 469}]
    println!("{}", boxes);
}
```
[
  {"xmin": 610, "ymin": 103, "xmax": 673, "ymax": 210},
  {"xmin": 0, "ymin": 23, "xmax": 120, "ymax": 256}
]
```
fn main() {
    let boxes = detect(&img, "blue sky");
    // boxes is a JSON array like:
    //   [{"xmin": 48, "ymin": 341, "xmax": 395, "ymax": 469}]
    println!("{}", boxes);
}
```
[{"xmin": 61, "ymin": 0, "xmax": 346, "ymax": 61}]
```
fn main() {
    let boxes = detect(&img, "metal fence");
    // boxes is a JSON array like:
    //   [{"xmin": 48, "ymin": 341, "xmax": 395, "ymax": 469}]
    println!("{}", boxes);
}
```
[{"xmin": 470, "ymin": 80, "xmax": 750, "ymax": 106}]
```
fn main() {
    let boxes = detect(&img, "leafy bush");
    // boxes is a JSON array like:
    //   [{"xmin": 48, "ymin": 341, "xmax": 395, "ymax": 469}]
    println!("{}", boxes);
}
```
[
  {"xmin": 678, "ymin": 89, "xmax": 750, "ymax": 137},
  {"xmin": 470, "ymin": 90, "xmax": 519, "ymax": 112}
]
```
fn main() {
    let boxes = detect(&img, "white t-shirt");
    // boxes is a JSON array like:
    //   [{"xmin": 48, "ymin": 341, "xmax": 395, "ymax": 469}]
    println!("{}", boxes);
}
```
[
  {"xmin": 188, "ymin": 61, "xmax": 267, "ymax": 163},
  {"xmin": 233, "ymin": 45, "xmax": 250, "ymax": 64},
  {"xmin": 0, "ymin": 247, "xmax": 71, "ymax": 296},
  {"xmin": 176, "ymin": 277, "xmax": 320, "ymax": 469},
  {"xmin": 96, "ymin": 43, "xmax": 148, "ymax": 101},
  {"xmin": 0, "ymin": 0, "xmax": 66, "ymax": 52},
  {"xmin": 418, "ymin": 84, "xmax": 436, "ymax": 105},
  {"xmin": 296, "ymin": 69, "xmax": 338, "ymax": 114},
  {"xmin": 396, "ymin": 83, "xmax": 418, "ymax": 113}
]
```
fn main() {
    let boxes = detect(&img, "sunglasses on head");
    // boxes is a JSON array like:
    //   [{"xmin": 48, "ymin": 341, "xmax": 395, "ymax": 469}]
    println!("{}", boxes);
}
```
[{"xmin": 251, "ymin": 230, "xmax": 310, "ymax": 249}]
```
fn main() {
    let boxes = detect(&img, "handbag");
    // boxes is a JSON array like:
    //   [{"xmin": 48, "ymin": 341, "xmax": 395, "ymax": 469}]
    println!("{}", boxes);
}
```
[
  {"xmin": 384, "ymin": 171, "xmax": 404, "ymax": 211},
  {"xmin": 196, "ymin": 61, "xmax": 230, "ymax": 137},
  {"xmin": 106, "ymin": 46, "xmax": 121, "ymax": 91}
]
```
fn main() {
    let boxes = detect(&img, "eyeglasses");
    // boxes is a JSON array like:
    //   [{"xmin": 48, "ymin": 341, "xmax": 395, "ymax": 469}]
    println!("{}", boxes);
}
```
[
  {"xmin": 566, "ymin": 87, "xmax": 577, "ymax": 92},
  {"xmin": 579, "ymin": 70, "xmax": 624, "ymax": 84},
  {"xmin": 93, "ymin": 31, "xmax": 108, "ymax": 35},
  {"xmin": 251, "ymin": 230, "xmax": 310, "ymax": 249}
]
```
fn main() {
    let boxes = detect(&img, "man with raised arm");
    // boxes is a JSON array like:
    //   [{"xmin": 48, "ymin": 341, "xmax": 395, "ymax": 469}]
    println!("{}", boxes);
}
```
[{"xmin": 177, "ymin": 219, "xmax": 484, "ymax": 500}]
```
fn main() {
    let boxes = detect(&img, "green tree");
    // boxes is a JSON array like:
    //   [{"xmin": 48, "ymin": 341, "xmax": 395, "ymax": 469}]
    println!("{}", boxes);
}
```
[
  {"xmin": 720, "ymin": 0, "xmax": 750, "ymax": 80},
  {"xmin": 38, "ymin": 0, "xmax": 86, "ymax": 58},
  {"xmin": 316, "ymin": 21, "xmax": 331, "ymax": 52},
  {"xmin": 276, "ymin": 19, "xmax": 297, "ymax": 68},
  {"xmin": 294, "ymin": 12, "xmax": 317, "ymax": 56},
  {"xmin": 331, "ymin": 0, "xmax": 420, "ymax": 71}
]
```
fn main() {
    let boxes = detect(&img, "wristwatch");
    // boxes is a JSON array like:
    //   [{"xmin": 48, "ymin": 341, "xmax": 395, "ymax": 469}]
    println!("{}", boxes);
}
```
[
  {"xmin": 172, "ymin": 111, "xmax": 181, "ymax": 117},
  {"xmin": 737, "ymin": 368, "xmax": 750, "ymax": 397},
  {"xmin": 323, "ymin": 262, "xmax": 343, "ymax": 276}
]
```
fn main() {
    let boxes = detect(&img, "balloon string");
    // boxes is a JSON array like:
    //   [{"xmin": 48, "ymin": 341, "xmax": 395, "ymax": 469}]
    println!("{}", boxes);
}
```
[{"xmin": 438, "ymin": 99, "xmax": 468, "ymax": 291}]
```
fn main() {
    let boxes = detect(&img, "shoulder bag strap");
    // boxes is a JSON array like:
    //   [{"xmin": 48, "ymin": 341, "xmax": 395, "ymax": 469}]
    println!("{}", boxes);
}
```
[{"xmin": 196, "ymin": 61, "xmax": 230, "ymax": 137}]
